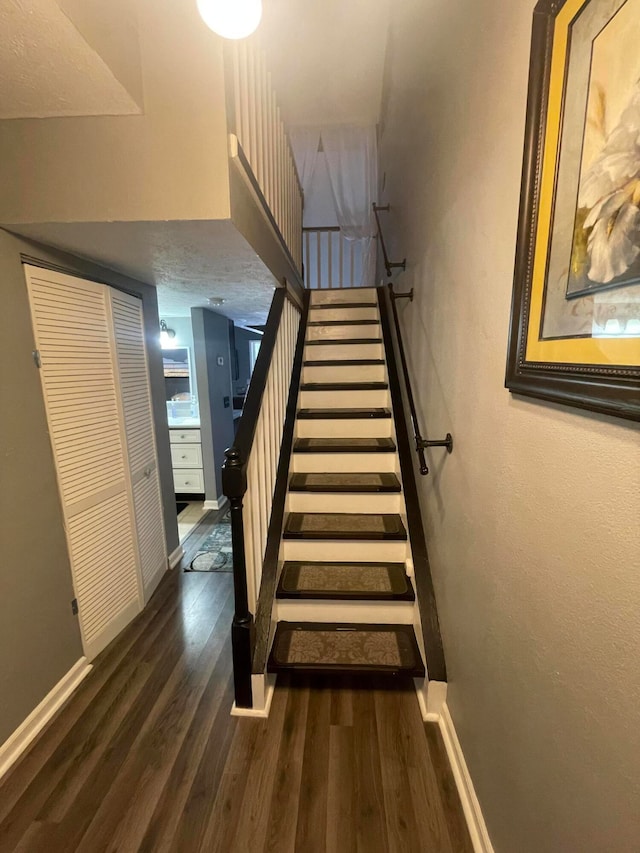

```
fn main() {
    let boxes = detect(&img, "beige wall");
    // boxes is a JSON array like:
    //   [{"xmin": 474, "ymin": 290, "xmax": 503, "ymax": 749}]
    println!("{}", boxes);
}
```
[
  {"xmin": 0, "ymin": 0, "xmax": 230, "ymax": 225},
  {"xmin": 379, "ymin": 1, "xmax": 640, "ymax": 851}
]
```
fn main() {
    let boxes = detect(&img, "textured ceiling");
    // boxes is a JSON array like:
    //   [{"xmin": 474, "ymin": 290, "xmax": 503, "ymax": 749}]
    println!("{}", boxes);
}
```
[
  {"xmin": 260, "ymin": 0, "xmax": 391, "ymax": 126},
  {"xmin": 0, "ymin": 0, "xmax": 140, "ymax": 118},
  {"xmin": 10, "ymin": 220, "xmax": 277, "ymax": 325}
]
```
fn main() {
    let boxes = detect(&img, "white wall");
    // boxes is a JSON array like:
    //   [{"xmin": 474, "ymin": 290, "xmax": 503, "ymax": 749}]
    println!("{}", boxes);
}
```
[
  {"xmin": 379, "ymin": 2, "xmax": 640, "ymax": 851},
  {"xmin": 0, "ymin": 0, "xmax": 230, "ymax": 225}
]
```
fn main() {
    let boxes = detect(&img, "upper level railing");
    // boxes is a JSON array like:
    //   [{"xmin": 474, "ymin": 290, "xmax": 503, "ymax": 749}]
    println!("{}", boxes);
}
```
[
  {"xmin": 225, "ymin": 39, "xmax": 303, "ymax": 274},
  {"xmin": 222, "ymin": 287, "xmax": 306, "ymax": 709},
  {"xmin": 303, "ymin": 226, "xmax": 365, "ymax": 290}
]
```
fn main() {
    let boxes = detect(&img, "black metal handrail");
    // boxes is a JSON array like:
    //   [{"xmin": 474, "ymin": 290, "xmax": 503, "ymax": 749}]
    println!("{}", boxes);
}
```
[
  {"xmin": 385, "ymin": 282, "xmax": 453, "ymax": 476},
  {"xmin": 222, "ymin": 286, "xmax": 300, "ymax": 708},
  {"xmin": 373, "ymin": 203, "xmax": 407, "ymax": 278}
]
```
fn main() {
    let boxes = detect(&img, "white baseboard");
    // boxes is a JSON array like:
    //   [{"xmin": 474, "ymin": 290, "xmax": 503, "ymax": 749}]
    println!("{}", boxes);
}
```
[
  {"xmin": 415, "ymin": 678, "xmax": 447, "ymax": 722},
  {"xmin": 168, "ymin": 545, "xmax": 184, "ymax": 569},
  {"xmin": 230, "ymin": 674, "xmax": 276, "ymax": 718},
  {"xmin": 204, "ymin": 496, "xmax": 229, "ymax": 512},
  {"xmin": 0, "ymin": 657, "xmax": 92, "ymax": 782},
  {"xmin": 438, "ymin": 702, "xmax": 494, "ymax": 853}
]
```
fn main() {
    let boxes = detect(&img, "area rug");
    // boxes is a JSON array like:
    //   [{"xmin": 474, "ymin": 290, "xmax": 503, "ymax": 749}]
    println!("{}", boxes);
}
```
[{"xmin": 187, "ymin": 514, "xmax": 232, "ymax": 572}]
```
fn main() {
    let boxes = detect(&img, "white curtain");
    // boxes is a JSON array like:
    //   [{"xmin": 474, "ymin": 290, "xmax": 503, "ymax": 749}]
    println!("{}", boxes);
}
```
[
  {"xmin": 321, "ymin": 125, "xmax": 378, "ymax": 287},
  {"xmin": 289, "ymin": 127, "xmax": 321, "ymax": 196}
]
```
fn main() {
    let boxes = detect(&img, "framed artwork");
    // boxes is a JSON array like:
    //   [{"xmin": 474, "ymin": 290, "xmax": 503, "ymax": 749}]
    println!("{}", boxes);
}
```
[{"xmin": 506, "ymin": 0, "xmax": 640, "ymax": 421}]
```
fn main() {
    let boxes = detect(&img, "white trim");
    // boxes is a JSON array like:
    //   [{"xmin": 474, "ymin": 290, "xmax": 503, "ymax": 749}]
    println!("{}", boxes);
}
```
[
  {"xmin": 168, "ymin": 545, "xmax": 184, "ymax": 569},
  {"xmin": 0, "ymin": 657, "xmax": 92, "ymax": 782},
  {"xmin": 230, "ymin": 674, "xmax": 276, "ymax": 718},
  {"xmin": 203, "ymin": 496, "xmax": 229, "ymax": 512},
  {"xmin": 414, "ymin": 678, "xmax": 447, "ymax": 722},
  {"xmin": 438, "ymin": 702, "xmax": 495, "ymax": 853}
]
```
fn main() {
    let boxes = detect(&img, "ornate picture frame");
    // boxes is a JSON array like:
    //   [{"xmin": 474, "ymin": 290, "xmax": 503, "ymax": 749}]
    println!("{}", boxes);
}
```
[{"xmin": 506, "ymin": 0, "xmax": 640, "ymax": 422}]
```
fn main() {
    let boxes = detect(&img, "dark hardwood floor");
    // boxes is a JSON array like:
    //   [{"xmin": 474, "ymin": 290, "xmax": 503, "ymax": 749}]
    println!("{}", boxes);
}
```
[{"xmin": 0, "ymin": 515, "xmax": 473, "ymax": 852}]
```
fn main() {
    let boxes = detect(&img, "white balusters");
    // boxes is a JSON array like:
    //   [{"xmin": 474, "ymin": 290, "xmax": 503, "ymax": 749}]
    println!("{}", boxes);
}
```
[
  {"xmin": 227, "ymin": 40, "xmax": 303, "ymax": 275},
  {"xmin": 302, "ymin": 229, "xmax": 365, "ymax": 289},
  {"xmin": 241, "ymin": 299, "xmax": 300, "ymax": 610}
]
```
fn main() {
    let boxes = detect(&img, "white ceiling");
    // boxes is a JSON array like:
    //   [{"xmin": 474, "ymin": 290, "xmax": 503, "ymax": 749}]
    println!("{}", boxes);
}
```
[
  {"xmin": 9, "ymin": 220, "xmax": 277, "ymax": 325},
  {"xmin": 0, "ymin": 0, "xmax": 140, "ymax": 118},
  {"xmin": 260, "ymin": 0, "xmax": 391, "ymax": 127}
]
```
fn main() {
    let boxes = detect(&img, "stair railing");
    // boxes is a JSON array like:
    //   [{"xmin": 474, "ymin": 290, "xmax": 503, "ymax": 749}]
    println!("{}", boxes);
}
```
[
  {"xmin": 222, "ymin": 286, "xmax": 304, "ymax": 708},
  {"xmin": 303, "ymin": 226, "xmax": 365, "ymax": 289},
  {"xmin": 225, "ymin": 38, "xmax": 303, "ymax": 274}
]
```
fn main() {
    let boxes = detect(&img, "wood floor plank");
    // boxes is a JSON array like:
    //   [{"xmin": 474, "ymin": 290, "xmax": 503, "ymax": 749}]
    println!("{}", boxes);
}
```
[
  {"xmin": 263, "ymin": 680, "xmax": 310, "ymax": 852},
  {"xmin": 326, "ymin": 725, "xmax": 356, "ymax": 853},
  {"xmin": 424, "ymin": 722, "xmax": 475, "ymax": 853},
  {"xmin": 294, "ymin": 676, "xmax": 332, "ymax": 853},
  {"xmin": 352, "ymin": 678, "xmax": 389, "ymax": 853},
  {"xmin": 72, "ymin": 583, "xmax": 234, "ymax": 853}
]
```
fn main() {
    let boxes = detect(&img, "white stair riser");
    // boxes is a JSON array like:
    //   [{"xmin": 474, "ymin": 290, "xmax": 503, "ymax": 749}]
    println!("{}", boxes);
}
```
[
  {"xmin": 282, "ymin": 539, "xmax": 408, "ymax": 562},
  {"xmin": 276, "ymin": 601, "xmax": 414, "ymax": 624},
  {"xmin": 310, "ymin": 288, "xmax": 377, "ymax": 305},
  {"xmin": 286, "ymin": 492, "xmax": 403, "ymax": 514},
  {"xmin": 295, "ymin": 419, "xmax": 392, "ymax": 438},
  {"xmin": 292, "ymin": 452, "xmax": 398, "ymax": 473},
  {"xmin": 304, "ymin": 343, "xmax": 383, "ymax": 361},
  {"xmin": 307, "ymin": 324, "xmax": 380, "ymax": 341},
  {"xmin": 302, "ymin": 364, "xmax": 386, "ymax": 384},
  {"xmin": 299, "ymin": 389, "xmax": 389, "ymax": 408},
  {"xmin": 308, "ymin": 306, "xmax": 378, "ymax": 322}
]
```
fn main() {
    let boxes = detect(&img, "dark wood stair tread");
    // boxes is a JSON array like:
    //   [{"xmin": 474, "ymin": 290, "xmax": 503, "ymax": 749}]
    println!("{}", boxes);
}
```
[
  {"xmin": 283, "ymin": 512, "xmax": 407, "ymax": 540},
  {"xmin": 268, "ymin": 622, "xmax": 425, "ymax": 677},
  {"xmin": 277, "ymin": 561, "xmax": 414, "ymax": 600},
  {"xmin": 303, "ymin": 359, "xmax": 385, "ymax": 366},
  {"xmin": 289, "ymin": 472, "xmax": 401, "ymax": 493},
  {"xmin": 305, "ymin": 338, "xmax": 382, "ymax": 346},
  {"xmin": 300, "ymin": 382, "xmax": 388, "ymax": 391},
  {"xmin": 296, "ymin": 408, "xmax": 392, "ymax": 420},
  {"xmin": 308, "ymin": 319, "xmax": 380, "ymax": 327},
  {"xmin": 310, "ymin": 302, "xmax": 377, "ymax": 309},
  {"xmin": 293, "ymin": 437, "xmax": 396, "ymax": 453}
]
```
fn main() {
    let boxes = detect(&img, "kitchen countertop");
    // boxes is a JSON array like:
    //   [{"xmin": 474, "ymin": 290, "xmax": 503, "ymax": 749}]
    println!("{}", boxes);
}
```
[{"xmin": 168, "ymin": 418, "xmax": 201, "ymax": 428}]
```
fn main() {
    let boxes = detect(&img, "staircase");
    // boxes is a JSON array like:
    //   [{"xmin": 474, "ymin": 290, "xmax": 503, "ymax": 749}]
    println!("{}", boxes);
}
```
[{"xmin": 266, "ymin": 288, "xmax": 426, "ymax": 679}]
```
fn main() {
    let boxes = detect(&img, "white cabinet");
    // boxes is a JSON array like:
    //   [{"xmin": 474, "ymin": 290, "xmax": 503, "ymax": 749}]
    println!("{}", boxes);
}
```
[{"xmin": 170, "ymin": 428, "xmax": 204, "ymax": 493}]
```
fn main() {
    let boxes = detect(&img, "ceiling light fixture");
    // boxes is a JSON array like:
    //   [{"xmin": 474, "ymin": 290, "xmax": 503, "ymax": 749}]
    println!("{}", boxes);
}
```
[
  {"xmin": 208, "ymin": 297, "xmax": 226, "ymax": 306},
  {"xmin": 196, "ymin": 0, "xmax": 262, "ymax": 40},
  {"xmin": 160, "ymin": 320, "xmax": 177, "ymax": 348}
]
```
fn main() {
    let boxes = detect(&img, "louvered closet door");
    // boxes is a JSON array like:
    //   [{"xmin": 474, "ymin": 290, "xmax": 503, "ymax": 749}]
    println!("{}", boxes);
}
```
[
  {"xmin": 24, "ymin": 265, "xmax": 144, "ymax": 661},
  {"xmin": 109, "ymin": 289, "xmax": 167, "ymax": 601}
]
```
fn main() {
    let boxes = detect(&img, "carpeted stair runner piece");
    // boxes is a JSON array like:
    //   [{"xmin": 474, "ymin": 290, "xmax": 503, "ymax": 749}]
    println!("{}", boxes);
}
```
[
  {"xmin": 293, "ymin": 437, "xmax": 396, "ymax": 453},
  {"xmin": 296, "ymin": 407, "xmax": 391, "ymax": 419},
  {"xmin": 284, "ymin": 512, "xmax": 407, "ymax": 540},
  {"xmin": 267, "ymin": 622, "xmax": 425, "ymax": 676},
  {"xmin": 289, "ymin": 472, "xmax": 401, "ymax": 493},
  {"xmin": 277, "ymin": 561, "xmax": 414, "ymax": 600}
]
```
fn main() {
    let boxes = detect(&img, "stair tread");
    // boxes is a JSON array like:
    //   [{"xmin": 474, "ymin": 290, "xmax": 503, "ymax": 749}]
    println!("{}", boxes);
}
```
[
  {"xmin": 294, "ymin": 437, "xmax": 396, "ymax": 453},
  {"xmin": 303, "ymin": 359, "xmax": 386, "ymax": 367},
  {"xmin": 305, "ymin": 338, "xmax": 382, "ymax": 346},
  {"xmin": 296, "ymin": 408, "xmax": 392, "ymax": 420},
  {"xmin": 284, "ymin": 512, "xmax": 407, "ymax": 541},
  {"xmin": 308, "ymin": 319, "xmax": 380, "ymax": 326},
  {"xmin": 300, "ymin": 381, "xmax": 388, "ymax": 391},
  {"xmin": 289, "ymin": 472, "xmax": 401, "ymax": 493},
  {"xmin": 310, "ymin": 302, "xmax": 378, "ymax": 310},
  {"xmin": 277, "ymin": 561, "xmax": 414, "ymax": 600},
  {"xmin": 268, "ymin": 622, "xmax": 425, "ymax": 676}
]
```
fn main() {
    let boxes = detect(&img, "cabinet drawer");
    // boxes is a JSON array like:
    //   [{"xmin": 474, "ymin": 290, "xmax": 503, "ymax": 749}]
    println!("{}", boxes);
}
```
[
  {"xmin": 170, "ymin": 428, "xmax": 201, "ymax": 444},
  {"xmin": 170, "ymin": 444, "xmax": 203, "ymax": 468},
  {"xmin": 173, "ymin": 469, "xmax": 204, "ymax": 493}
]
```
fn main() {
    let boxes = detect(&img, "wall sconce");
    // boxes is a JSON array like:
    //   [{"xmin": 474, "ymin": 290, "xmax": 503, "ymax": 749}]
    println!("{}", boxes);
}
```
[
  {"xmin": 196, "ymin": 0, "xmax": 262, "ymax": 40},
  {"xmin": 160, "ymin": 320, "xmax": 177, "ymax": 348}
]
